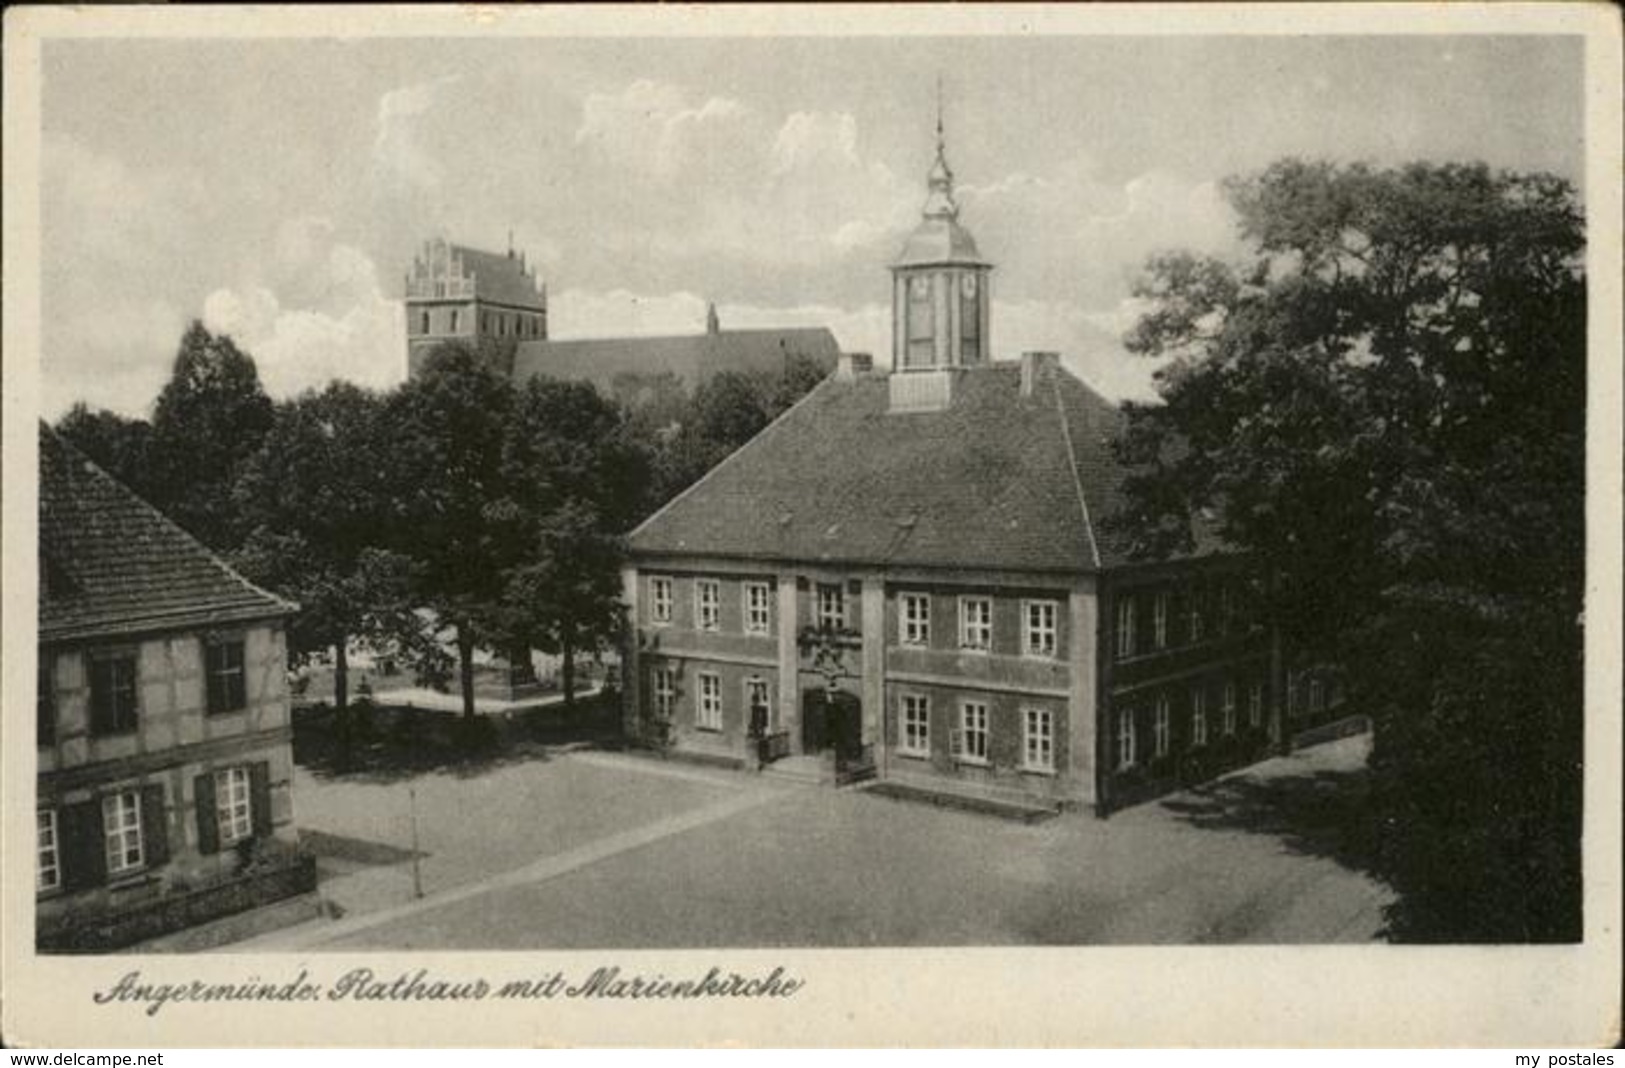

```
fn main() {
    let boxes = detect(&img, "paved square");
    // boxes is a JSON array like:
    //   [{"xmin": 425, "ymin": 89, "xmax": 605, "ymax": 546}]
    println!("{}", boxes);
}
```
[{"xmin": 238, "ymin": 734, "xmax": 1390, "ymax": 949}]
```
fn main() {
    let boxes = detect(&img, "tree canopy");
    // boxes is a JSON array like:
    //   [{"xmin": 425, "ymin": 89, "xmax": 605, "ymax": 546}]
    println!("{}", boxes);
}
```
[{"xmin": 1117, "ymin": 159, "xmax": 1585, "ymax": 941}]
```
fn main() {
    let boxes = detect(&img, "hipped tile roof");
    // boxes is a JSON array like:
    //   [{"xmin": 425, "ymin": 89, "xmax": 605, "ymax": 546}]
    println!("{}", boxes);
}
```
[
  {"xmin": 38, "ymin": 424, "xmax": 296, "ymax": 644},
  {"xmin": 630, "ymin": 362, "xmax": 1220, "ymax": 575}
]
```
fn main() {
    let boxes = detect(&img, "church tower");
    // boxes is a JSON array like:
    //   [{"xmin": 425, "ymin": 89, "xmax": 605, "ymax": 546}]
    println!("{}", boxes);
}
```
[
  {"xmin": 404, "ymin": 236, "xmax": 548, "ymax": 378},
  {"xmin": 890, "ymin": 102, "xmax": 992, "ymax": 376}
]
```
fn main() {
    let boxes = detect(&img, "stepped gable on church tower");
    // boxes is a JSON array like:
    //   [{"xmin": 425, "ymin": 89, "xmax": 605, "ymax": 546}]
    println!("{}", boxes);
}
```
[{"xmin": 404, "ymin": 236, "xmax": 549, "ymax": 378}]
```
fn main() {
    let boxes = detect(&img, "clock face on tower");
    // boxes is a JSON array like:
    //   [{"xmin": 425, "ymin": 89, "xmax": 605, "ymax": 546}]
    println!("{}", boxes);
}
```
[{"xmin": 961, "ymin": 273, "xmax": 977, "ymax": 298}]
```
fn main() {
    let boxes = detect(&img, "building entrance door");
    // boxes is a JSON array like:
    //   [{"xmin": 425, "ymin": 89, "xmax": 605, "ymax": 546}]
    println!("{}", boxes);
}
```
[{"xmin": 801, "ymin": 688, "xmax": 862, "ymax": 758}]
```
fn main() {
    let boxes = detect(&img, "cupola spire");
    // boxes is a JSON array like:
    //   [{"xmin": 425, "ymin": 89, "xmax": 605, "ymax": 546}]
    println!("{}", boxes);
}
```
[{"xmin": 923, "ymin": 76, "xmax": 958, "ymax": 220}]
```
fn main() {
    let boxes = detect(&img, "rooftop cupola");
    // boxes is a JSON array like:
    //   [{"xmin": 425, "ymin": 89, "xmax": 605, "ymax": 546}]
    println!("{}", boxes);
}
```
[{"xmin": 889, "ymin": 89, "xmax": 994, "ymax": 402}]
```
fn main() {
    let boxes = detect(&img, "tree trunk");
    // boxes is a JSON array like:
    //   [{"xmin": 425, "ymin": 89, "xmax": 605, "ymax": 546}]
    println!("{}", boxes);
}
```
[
  {"xmin": 334, "ymin": 640, "xmax": 351, "ymax": 768},
  {"xmin": 456, "ymin": 622, "xmax": 476, "ymax": 721},
  {"xmin": 561, "ymin": 628, "xmax": 576, "ymax": 710}
]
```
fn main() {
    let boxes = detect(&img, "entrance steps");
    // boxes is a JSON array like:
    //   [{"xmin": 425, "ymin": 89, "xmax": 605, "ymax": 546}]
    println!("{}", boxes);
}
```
[{"xmin": 760, "ymin": 753, "xmax": 830, "ymax": 786}]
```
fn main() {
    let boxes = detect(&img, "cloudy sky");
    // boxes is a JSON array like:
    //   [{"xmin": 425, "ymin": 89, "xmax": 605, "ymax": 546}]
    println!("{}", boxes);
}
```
[{"xmin": 38, "ymin": 28, "xmax": 1582, "ymax": 418}]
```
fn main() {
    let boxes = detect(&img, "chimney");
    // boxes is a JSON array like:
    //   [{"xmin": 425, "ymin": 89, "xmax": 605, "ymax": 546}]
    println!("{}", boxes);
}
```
[
  {"xmin": 836, "ymin": 352, "xmax": 874, "ymax": 381},
  {"xmin": 1020, "ymin": 351, "xmax": 1060, "ymax": 397}
]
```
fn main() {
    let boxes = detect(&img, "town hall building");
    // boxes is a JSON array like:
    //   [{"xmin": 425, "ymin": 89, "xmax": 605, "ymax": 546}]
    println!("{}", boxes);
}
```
[{"xmin": 620, "ymin": 121, "xmax": 1283, "ymax": 816}]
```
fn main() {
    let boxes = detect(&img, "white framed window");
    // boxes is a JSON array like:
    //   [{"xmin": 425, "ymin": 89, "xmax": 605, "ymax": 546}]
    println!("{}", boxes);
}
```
[
  {"xmin": 1188, "ymin": 587, "xmax": 1206, "ymax": 643},
  {"xmin": 745, "ymin": 676, "xmax": 772, "ymax": 728},
  {"xmin": 1191, "ymin": 687, "xmax": 1209, "ymax": 747},
  {"xmin": 650, "ymin": 577, "xmax": 673, "ymax": 625},
  {"xmin": 900, "ymin": 694, "xmax": 929, "ymax": 756},
  {"xmin": 37, "ymin": 809, "xmax": 60, "ymax": 893},
  {"xmin": 205, "ymin": 637, "xmax": 246, "ymax": 715},
  {"xmin": 816, "ymin": 584, "xmax": 845, "ymax": 630},
  {"xmin": 1023, "ymin": 707, "xmax": 1055, "ymax": 772},
  {"xmin": 695, "ymin": 580, "xmax": 721, "ymax": 632},
  {"xmin": 1024, "ymin": 600, "xmax": 1059, "ymax": 659},
  {"xmin": 959, "ymin": 596, "xmax": 992, "ymax": 652},
  {"xmin": 697, "ymin": 673, "xmax": 722, "ymax": 731},
  {"xmin": 103, "ymin": 791, "xmax": 144, "ymax": 876},
  {"xmin": 1308, "ymin": 678, "xmax": 1325, "ymax": 713},
  {"xmin": 900, "ymin": 593, "xmax": 931, "ymax": 647},
  {"xmin": 958, "ymin": 700, "xmax": 989, "ymax": 763},
  {"xmin": 1153, "ymin": 592, "xmax": 1169, "ymax": 649},
  {"xmin": 215, "ymin": 766, "xmax": 253, "ymax": 845},
  {"xmin": 1153, "ymin": 695, "xmax": 1171, "ymax": 758},
  {"xmin": 744, "ymin": 582, "xmax": 772, "ymax": 636},
  {"xmin": 1219, "ymin": 581, "xmax": 1235, "ymax": 633},
  {"xmin": 1115, "ymin": 596, "xmax": 1136, "ymax": 659},
  {"xmin": 1222, "ymin": 681, "xmax": 1237, "ymax": 736},
  {"xmin": 653, "ymin": 666, "xmax": 676, "ymax": 720},
  {"xmin": 1117, "ymin": 709, "xmax": 1136, "ymax": 770},
  {"xmin": 1249, "ymin": 680, "xmax": 1264, "ymax": 728}
]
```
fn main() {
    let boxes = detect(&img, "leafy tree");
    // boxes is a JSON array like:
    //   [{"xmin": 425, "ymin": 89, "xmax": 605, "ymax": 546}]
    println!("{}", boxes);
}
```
[
  {"xmin": 233, "ymin": 383, "xmax": 423, "ymax": 752},
  {"xmin": 1115, "ymin": 159, "xmax": 1584, "ymax": 942},
  {"xmin": 148, "ymin": 321, "xmax": 275, "ymax": 550},
  {"xmin": 55, "ymin": 403, "xmax": 154, "ymax": 499},
  {"xmin": 492, "ymin": 376, "xmax": 648, "ymax": 707},
  {"xmin": 382, "ymin": 342, "xmax": 516, "ymax": 721}
]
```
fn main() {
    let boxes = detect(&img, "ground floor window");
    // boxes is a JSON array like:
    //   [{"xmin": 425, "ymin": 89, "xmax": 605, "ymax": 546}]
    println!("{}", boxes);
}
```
[
  {"xmin": 1117, "ymin": 709, "xmax": 1136, "ymax": 770},
  {"xmin": 37, "ymin": 809, "xmax": 59, "ymax": 893},
  {"xmin": 697, "ymin": 673, "xmax": 722, "ymax": 731},
  {"xmin": 900, "ymin": 694, "xmax": 929, "ymax": 756},
  {"xmin": 1023, "ymin": 708, "xmax": 1054, "ymax": 772},
  {"xmin": 103, "ymin": 791, "xmax": 144, "ymax": 876},
  {"xmin": 745, "ymin": 676, "xmax": 772, "ymax": 733},
  {"xmin": 215, "ymin": 766, "xmax": 253, "ymax": 845},
  {"xmin": 1191, "ymin": 687, "xmax": 1209, "ymax": 747},
  {"xmin": 1222, "ymin": 681, "xmax": 1237, "ymax": 736},
  {"xmin": 1153, "ymin": 696, "xmax": 1170, "ymax": 758},
  {"xmin": 652, "ymin": 666, "xmax": 676, "ymax": 720},
  {"xmin": 1249, "ymin": 680, "xmax": 1263, "ymax": 728},
  {"xmin": 957, "ymin": 701, "xmax": 989, "ymax": 763}
]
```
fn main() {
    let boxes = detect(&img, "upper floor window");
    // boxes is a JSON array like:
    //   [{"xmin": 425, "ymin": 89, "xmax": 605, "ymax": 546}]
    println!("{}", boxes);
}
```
[
  {"xmin": 103, "ymin": 791, "xmax": 145, "ymax": 876},
  {"xmin": 900, "ymin": 693, "xmax": 930, "ymax": 756},
  {"xmin": 1188, "ymin": 587, "xmax": 1206, "ymax": 643},
  {"xmin": 959, "ymin": 597, "xmax": 992, "ymax": 652},
  {"xmin": 1153, "ymin": 592, "xmax": 1169, "ymax": 650},
  {"xmin": 957, "ymin": 701, "xmax": 989, "ymax": 764},
  {"xmin": 744, "ymin": 582, "xmax": 772, "ymax": 636},
  {"xmin": 816, "ymin": 584, "xmax": 845, "ymax": 630},
  {"xmin": 1116, "ymin": 596, "xmax": 1136, "ymax": 659},
  {"xmin": 1025, "ymin": 600, "xmax": 1059, "ymax": 659},
  {"xmin": 900, "ymin": 593, "xmax": 930, "ymax": 647},
  {"xmin": 89, "ymin": 652, "xmax": 139, "ymax": 736},
  {"xmin": 650, "ymin": 577, "xmax": 673, "ymax": 625},
  {"xmin": 695, "ymin": 580, "xmax": 721, "ymax": 632},
  {"xmin": 418, "ymin": 310, "xmax": 431, "ymax": 336},
  {"xmin": 449, "ymin": 308, "xmax": 461, "ymax": 333},
  {"xmin": 205, "ymin": 638, "xmax": 247, "ymax": 715},
  {"xmin": 37, "ymin": 810, "xmax": 60, "ymax": 894},
  {"xmin": 652, "ymin": 666, "xmax": 676, "ymax": 720},
  {"xmin": 1023, "ymin": 707, "xmax": 1055, "ymax": 772},
  {"xmin": 697, "ymin": 673, "xmax": 722, "ymax": 731}
]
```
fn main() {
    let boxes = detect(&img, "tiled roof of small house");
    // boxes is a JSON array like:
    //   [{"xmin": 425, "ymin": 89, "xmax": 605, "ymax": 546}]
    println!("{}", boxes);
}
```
[
  {"xmin": 38, "ymin": 424, "xmax": 296, "ymax": 643},
  {"xmin": 628, "ymin": 361, "xmax": 1229, "ymax": 575},
  {"xmin": 452, "ymin": 245, "xmax": 546, "ymax": 310},
  {"xmin": 512, "ymin": 327, "xmax": 840, "ymax": 391}
]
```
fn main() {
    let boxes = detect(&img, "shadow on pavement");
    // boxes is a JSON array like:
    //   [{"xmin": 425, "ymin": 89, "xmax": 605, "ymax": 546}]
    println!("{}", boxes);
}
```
[
  {"xmin": 1157, "ymin": 758, "xmax": 1382, "ymax": 879},
  {"xmin": 293, "ymin": 693, "xmax": 625, "ymax": 785}
]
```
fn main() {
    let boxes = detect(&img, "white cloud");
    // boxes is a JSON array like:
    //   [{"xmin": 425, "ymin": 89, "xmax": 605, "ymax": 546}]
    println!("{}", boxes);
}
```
[
  {"xmin": 372, "ymin": 74, "xmax": 461, "ymax": 194},
  {"xmin": 575, "ymin": 79, "xmax": 749, "ymax": 181},
  {"xmin": 203, "ymin": 238, "xmax": 405, "ymax": 399}
]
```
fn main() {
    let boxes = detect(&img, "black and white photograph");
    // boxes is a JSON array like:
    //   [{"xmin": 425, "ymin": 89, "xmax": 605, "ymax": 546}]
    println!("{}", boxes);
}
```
[{"xmin": 3, "ymin": 3, "xmax": 1619, "ymax": 1049}]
